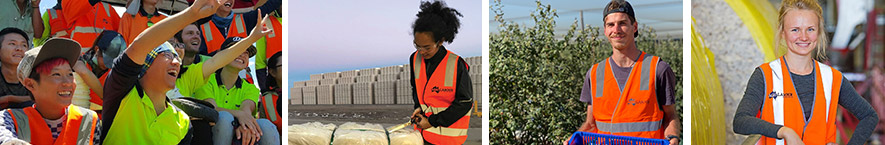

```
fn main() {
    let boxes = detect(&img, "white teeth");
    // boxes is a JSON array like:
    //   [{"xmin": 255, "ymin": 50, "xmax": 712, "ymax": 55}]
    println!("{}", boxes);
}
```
[{"xmin": 58, "ymin": 91, "xmax": 71, "ymax": 96}]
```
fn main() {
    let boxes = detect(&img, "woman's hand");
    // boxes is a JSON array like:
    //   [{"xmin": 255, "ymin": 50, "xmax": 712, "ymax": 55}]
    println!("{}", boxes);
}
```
[
  {"xmin": 777, "ymin": 127, "xmax": 804, "ymax": 145},
  {"xmin": 232, "ymin": 110, "xmax": 261, "ymax": 145},
  {"xmin": 247, "ymin": 9, "xmax": 274, "ymax": 40}
]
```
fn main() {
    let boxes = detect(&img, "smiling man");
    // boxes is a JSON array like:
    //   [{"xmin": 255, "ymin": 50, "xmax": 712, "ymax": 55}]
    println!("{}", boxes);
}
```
[
  {"xmin": 0, "ymin": 28, "xmax": 36, "ymax": 110},
  {"xmin": 573, "ymin": 0, "xmax": 681, "ymax": 144}
]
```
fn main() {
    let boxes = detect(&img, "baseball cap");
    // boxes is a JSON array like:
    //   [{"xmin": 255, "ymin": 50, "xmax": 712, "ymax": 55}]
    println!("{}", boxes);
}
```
[
  {"xmin": 218, "ymin": 37, "xmax": 256, "ymax": 58},
  {"xmin": 603, "ymin": 0, "xmax": 639, "ymax": 37},
  {"xmin": 17, "ymin": 38, "xmax": 80, "ymax": 81},
  {"xmin": 93, "ymin": 31, "xmax": 127, "ymax": 69}
]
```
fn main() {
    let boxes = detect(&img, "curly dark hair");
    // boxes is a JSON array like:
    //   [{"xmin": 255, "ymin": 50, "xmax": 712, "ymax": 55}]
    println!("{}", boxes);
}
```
[{"xmin": 412, "ymin": 1, "xmax": 463, "ymax": 44}]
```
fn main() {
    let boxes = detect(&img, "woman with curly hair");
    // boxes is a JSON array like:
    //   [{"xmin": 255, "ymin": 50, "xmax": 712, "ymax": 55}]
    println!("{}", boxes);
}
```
[{"xmin": 407, "ymin": 1, "xmax": 475, "ymax": 145}]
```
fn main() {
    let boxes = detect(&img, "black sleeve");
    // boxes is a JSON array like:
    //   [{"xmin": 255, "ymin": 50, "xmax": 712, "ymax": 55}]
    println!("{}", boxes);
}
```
[
  {"xmin": 89, "ymin": 0, "xmax": 100, "ymax": 5},
  {"xmin": 410, "ymin": 53, "xmax": 419, "ymax": 109},
  {"xmin": 100, "ymin": 53, "xmax": 143, "ymax": 142},
  {"xmin": 838, "ymin": 77, "xmax": 878, "ymax": 145},
  {"xmin": 427, "ymin": 58, "xmax": 473, "ymax": 127},
  {"xmin": 656, "ymin": 60, "xmax": 676, "ymax": 107},
  {"xmin": 733, "ymin": 68, "xmax": 783, "ymax": 138}
]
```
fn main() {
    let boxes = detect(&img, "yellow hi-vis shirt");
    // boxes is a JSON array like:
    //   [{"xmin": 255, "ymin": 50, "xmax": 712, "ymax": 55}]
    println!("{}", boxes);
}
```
[
  {"xmin": 194, "ymin": 72, "xmax": 260, "ymax": 115},
  {"xmin": 103, "ymin": 87, "xmax": 190, "ymax": 144}
]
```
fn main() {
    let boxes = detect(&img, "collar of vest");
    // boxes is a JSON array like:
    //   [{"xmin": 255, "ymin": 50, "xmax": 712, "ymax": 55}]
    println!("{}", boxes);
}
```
[{"xmin": 214, "ymin": 69, "xmax": 244, "ymax": 89}]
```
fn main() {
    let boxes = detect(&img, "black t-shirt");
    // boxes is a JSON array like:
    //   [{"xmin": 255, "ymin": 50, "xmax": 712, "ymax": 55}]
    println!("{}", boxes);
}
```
[{"xmin": 0, "ymin": 65, "xmax": 33, "ymax": 109}]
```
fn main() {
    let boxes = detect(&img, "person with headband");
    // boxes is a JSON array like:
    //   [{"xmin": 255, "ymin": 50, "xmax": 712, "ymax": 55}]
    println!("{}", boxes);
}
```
[
  {"xmin": 572, "ymin": 0, "xmax": 680, "ymax": 144},
  {"xmin": 98, "ymin": 0, "xmax": 250, "ymax": 143},
  {"xmin": 408, "ymin": 1, "xmax": 474, "ymax": 145},
  {"xmin": 733, "ymin": 0, "xmax": 878, "ymax": 144}
]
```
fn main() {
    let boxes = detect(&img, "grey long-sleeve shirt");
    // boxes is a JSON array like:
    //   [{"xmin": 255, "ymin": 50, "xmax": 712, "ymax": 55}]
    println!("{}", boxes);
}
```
[{"xmin": 734, "ymin": 67, "xmax": 878, "ymax": 145}]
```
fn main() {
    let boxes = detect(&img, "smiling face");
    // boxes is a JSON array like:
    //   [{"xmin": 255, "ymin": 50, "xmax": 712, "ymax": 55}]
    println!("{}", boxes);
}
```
[
  {"xmin": 1, "ymin": 33, "xmax": 28, "ymax": 66},
  {"xmin": 226, "ymin": 51, "xmax": 250, "ymax": 70},
  {"xmin": 181, "ymin": 25, "xmax": 202, "ymax": 53},
  {"xmin": 24, "ymin": 60, "xmax": 75, "ymax": 108},
  {"xmin": 781, "ymin": 9, "xmax": 819, "ymax": 56},
  {"xmin": 142, "ymin": 52, "xmax": 181, "ymax": 91},
  {"xmin": 603, "ymin": 13, "xmax": 637, "ymax": 50},
  {"xmin": 413, "ymin": 32, "xmax": 440, "ymax": 59},
  {"xmin": 218, "ymin": 0, "xmax": 234, "ymax": 14}
]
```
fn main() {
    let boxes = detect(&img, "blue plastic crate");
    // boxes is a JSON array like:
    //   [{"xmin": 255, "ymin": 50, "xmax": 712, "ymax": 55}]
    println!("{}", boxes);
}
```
[{"xmin": 567, "ymin": 131, "xmax": 669, "ymax": 145}]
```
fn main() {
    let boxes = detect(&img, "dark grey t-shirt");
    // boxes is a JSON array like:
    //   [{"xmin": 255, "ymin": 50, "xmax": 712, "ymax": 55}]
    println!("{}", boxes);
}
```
[
  {"xmin": 579, "ymin": 56, "xmax": 677, "ymax": 107},
  {"xmin": 0, "ymin": 66, "xmax": 32, "ymax": 109}
]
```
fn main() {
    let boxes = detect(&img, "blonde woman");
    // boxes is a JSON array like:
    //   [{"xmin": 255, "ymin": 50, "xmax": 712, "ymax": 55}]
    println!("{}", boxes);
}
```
[{"xmin": 733, "ymin": 0, "xmax": 877, "ymax": 144}]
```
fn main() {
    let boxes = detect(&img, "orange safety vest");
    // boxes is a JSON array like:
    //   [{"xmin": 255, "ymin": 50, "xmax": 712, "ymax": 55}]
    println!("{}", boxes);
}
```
[
  {"xmin": 756, "ymin": 57, "xmax": 840, "ymax": 145},
  {"xmin": 119, "ymin": 10, "xmax": 167, "ymax": 45},
  {"xmin": 7, "ymin": 105, "xmax": 98, "ymax": 145},
  {"xmin": 201, "ymin": 13, "xmax": 249, "ymax": 54},
  {"xmin": 46, "ymin": 9, "xmax": 69, "ymax": 38},
  {"xmin": 264, "ymin": 16, "xmax": 282, "ymax": 59},
  {"xmin": 68, "ymin": 2, "xmax": 120, "ymax": 51},
  {"xmin": 259, "ymin": 91, "xmax": 281, "ymax": 132},
  {"xmin": 412, "ymin": 50, "xmax": 470, "ymax": 145},
  {"xmin": 588, "ymin": 52, "xmax": 664, "ymax": 139}
]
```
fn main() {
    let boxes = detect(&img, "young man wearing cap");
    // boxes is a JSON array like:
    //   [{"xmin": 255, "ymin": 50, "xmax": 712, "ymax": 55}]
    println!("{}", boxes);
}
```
[
  {"xmin": 193, "ymin": 37, "xmax": 279, "ymax": 145},
  {"xmin": 71, "ymin": 31, "xmax": 127, "ymax": 112},
  {"xmin": 573, "ymin": 0, "xmax": 680, "ymax": 144},
  {"xmin": 0, "ymin": 38, "xmax": 100, "ymax": 145},
  {"xmin": 0, "ymin": 28, "xmax": 36, "ymax": 110}
]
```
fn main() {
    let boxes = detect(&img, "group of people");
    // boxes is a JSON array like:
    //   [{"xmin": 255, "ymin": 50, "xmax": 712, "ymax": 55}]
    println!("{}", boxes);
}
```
[{"xmin": 0, "ymin": 0, "xmax": 283, "ymax": 144}]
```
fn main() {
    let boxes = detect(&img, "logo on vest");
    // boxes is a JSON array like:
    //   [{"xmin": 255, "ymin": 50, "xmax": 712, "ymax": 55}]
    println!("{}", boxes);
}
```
[
  {"xmin": 431, "ymin": 86, "xmax": 454, "ymax": 93},
  {"xmin": 768, "ymin": 91, "xmax": 793, "ymax": 99},
  {"xmin": 627, "ymin": 98, "xmax": 649, "ymax": 106}
]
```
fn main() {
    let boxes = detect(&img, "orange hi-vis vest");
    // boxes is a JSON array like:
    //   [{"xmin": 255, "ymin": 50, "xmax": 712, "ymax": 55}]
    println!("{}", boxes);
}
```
[
  {"xmin": 588, "ymin": 52, "xmax": 664, "ymax": 139},
  {"xmin": 412, "ymin": 50, "xmax": 470, "ymax": 145},
  {"xmin": 119, "ymin": 10, "xmax": 167, "ymax": 45},
  {"xmin": 67, "ymin": 2, "xmax": 120, "ymax": 52},
  {"xmin": 259, "ymin": 92, "xmax": 281, "ymax": 132},
  {"xmin": 7, "ymin": 105, "xmax": 98, "ymax": 145},
  {"xmin": 756, "ymin": 57, "xmax": 841, "ymax": 145},
  {"xmin": 264, "ymin": 16, "xmax": 282, "ymax": 59},
  {"xmin": 46, "ymin": 9, "xmax": 69, "ymax": 38},
  {"xmin": 201, "ymin": 13, "xmax": 249, "ymax": 54}
]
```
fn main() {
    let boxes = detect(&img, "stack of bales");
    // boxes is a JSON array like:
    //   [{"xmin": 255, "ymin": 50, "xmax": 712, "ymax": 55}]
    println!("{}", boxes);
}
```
[
  {"xmin": 375, "ymin": 65, "xmax": 401, "ymax": 104},
  {"xmin": 354, "ymin": 68, "xmax": 378, "ymax": 104},
  {"xmin": 291, "ymin": 55, "xmax": 482, "ymax": 107},
  {"xmin": 465, "ymin": 56, "xmax": 483, "ymax": 106},
  {"xmin": 396, "ymin": 64, "xmax": 413, "ymax": 104}
]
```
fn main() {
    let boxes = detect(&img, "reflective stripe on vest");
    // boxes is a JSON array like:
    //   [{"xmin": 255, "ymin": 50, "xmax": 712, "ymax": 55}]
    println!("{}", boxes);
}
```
[
  {"xmin": 589, "ymin": 52, "xmax": 664, "ymax": 138},
  {"xmin": 101, "ymin": 3, "xmax": 111, "ymax": 18},
  {"xmin": 8, "ymin": 106, "xmax": 97, "ymax": 145},
  {"xmin": 262, "ymin": 93, "xmax": 278, "ymax": 122},
  {"xmin": 758, "ymin": 57, "xmax": 840, "ymax": 145},
  {"xmin": 49, "ymin": 10, "xmax": 58, "ymax": 19},
  {"xmin": 412, "ymin": 50, "xmax": 470, "ymax": 144},
  {"xmin": 202, "ymin": 14, "xmax": 248, "ymax": 54}
]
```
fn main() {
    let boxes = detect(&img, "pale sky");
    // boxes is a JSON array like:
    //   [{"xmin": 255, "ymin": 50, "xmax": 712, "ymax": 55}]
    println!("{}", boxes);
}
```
[{"xmin": 289, "ymin": 1, "xmax": 483, "ymax": 86}]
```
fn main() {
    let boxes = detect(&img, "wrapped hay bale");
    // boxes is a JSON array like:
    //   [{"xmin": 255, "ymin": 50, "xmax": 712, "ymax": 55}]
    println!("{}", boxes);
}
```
[
  {"xmin": 389, "ymin": 127, "xmax": 423, "ymax": 145},
  {"xmin": 289, "ymin": 122, "xmax": 336, "ymax": 145},
  {"xmin": 332, "ymin": 122, "xmax": 388, "ymax": 145}
]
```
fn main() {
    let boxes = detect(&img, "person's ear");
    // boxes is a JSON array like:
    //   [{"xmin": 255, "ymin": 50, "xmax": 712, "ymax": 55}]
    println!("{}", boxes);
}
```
[{"xmin": 22, "ymin": 78, "xmax": 37, "ymax": 93}]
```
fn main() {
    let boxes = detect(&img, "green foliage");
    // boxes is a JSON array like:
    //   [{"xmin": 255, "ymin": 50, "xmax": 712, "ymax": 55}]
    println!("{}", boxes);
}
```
[{"xmin": 489, "ymin": 1, "xmax": 683, "ymax": 144}]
